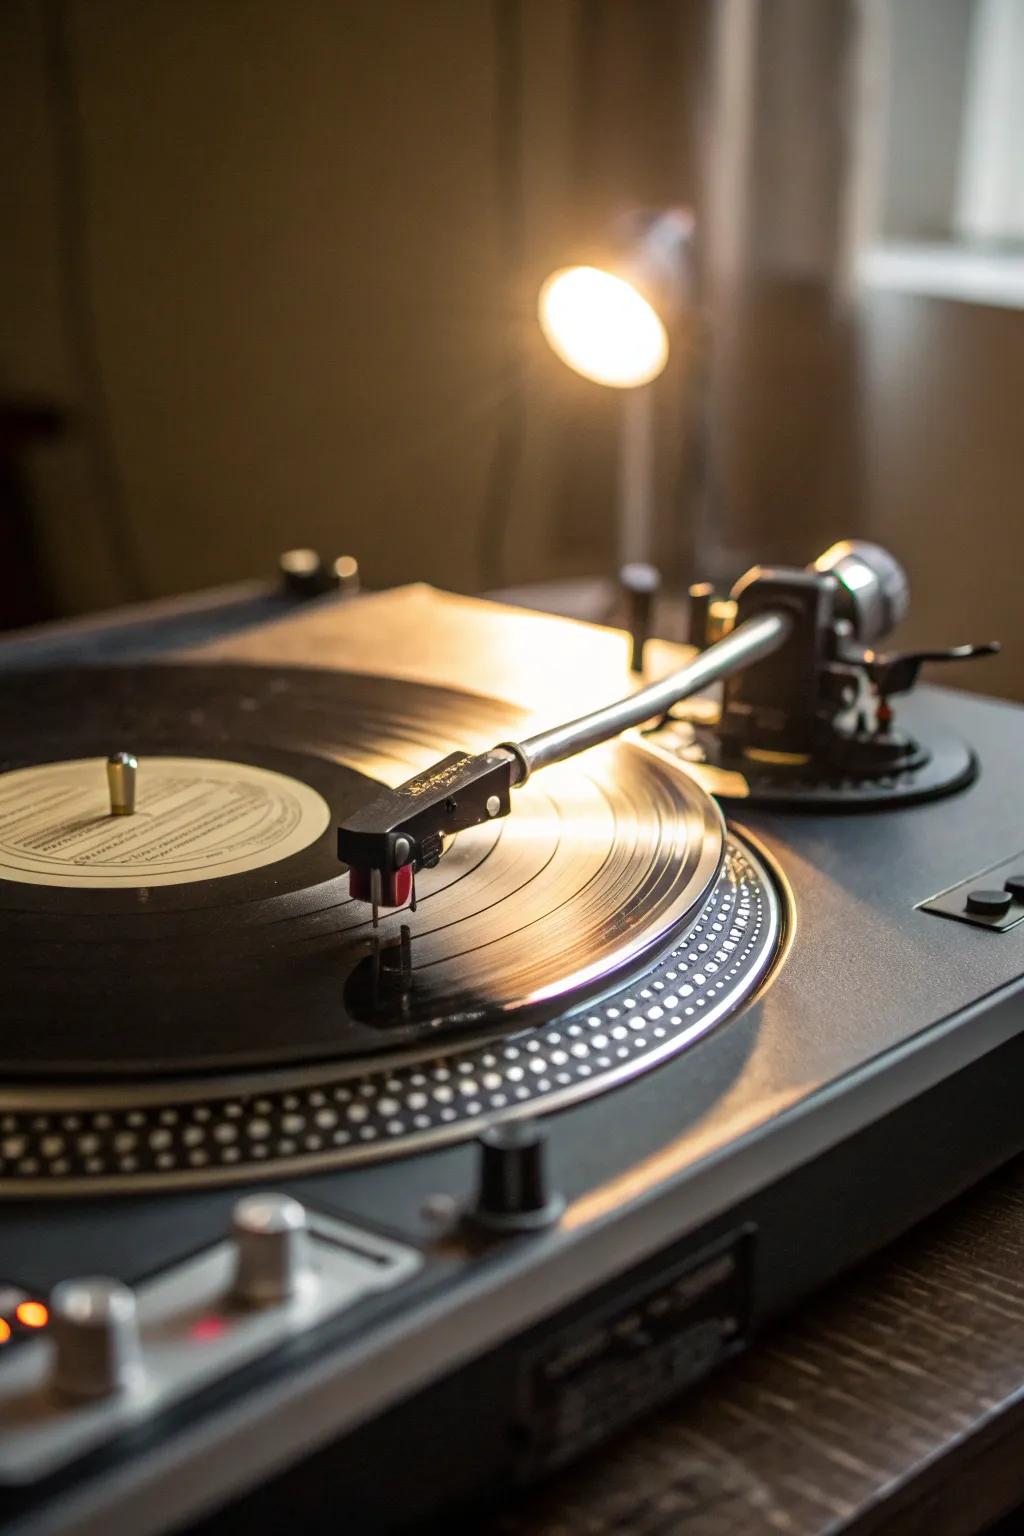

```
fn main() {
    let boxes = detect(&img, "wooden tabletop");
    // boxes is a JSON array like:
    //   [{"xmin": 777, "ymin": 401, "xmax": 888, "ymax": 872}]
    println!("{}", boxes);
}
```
[{"xmin": 487, "ymin": 1153, "xmax": 1024, "ymax": 1536}]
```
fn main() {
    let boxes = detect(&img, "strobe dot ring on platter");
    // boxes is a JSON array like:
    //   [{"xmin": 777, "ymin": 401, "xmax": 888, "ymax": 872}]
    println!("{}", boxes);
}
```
[{"xmin": 0, "ymin": 835, "xmax": 780, "ymax": 1194}]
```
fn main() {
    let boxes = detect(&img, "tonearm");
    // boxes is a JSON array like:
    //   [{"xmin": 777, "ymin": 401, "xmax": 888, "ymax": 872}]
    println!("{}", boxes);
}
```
[{"xmin": 338, "ymin": 540, "xmax": 997, "ymax": 922}]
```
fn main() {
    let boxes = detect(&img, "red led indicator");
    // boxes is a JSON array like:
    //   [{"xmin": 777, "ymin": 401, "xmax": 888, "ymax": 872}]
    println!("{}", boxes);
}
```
[{"xmin": 189, "ymin": 1316, "xmax": 227, "ymax": 1342}]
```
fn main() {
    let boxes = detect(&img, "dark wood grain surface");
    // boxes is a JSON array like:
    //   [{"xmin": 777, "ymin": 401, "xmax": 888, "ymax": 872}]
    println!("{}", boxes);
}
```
[{"xmin": 484, "ymin": 1157, "xmax": 1024, "ymax": 1536}]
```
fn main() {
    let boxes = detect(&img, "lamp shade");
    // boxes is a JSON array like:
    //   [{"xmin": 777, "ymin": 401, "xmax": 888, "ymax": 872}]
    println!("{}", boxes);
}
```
[{"xmin": 537, "ymin": 265, "xmax": 670, "ymax": 389}]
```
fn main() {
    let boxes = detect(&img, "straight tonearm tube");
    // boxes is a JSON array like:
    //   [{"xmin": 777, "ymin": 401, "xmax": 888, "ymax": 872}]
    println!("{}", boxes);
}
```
[{"xmin": 338, "ymin": 610, "xmax": 791, "ymax": 925}]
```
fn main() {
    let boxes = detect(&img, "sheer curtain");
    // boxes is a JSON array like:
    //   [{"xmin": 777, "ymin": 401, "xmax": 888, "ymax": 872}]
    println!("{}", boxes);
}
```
[{"xmin": 957, "ymin": 0, "xmax": 1024, "ymax": 244}]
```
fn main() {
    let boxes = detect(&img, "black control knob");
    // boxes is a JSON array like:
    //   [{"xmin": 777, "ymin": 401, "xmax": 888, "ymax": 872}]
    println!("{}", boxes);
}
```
[
  {"xmin": 687, "ymin": 581, "xmax": 714, "ymax": 650},
  {"xmin": 619, "ymin": 563, "xmax": 660, "ymax": 674},
  {"xmin": 471, "ymin": 1120, "xmax": 564, "ymax": 1232},
  {"xmin": 279, "ymin": 548, "xmax": 339, "ymax": 599}
]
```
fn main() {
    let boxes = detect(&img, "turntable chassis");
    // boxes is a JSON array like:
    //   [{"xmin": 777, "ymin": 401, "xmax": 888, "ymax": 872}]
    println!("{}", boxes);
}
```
[{"xmin": 1, "ymin": 592, "xmax": 1024, "ymax": 1536}]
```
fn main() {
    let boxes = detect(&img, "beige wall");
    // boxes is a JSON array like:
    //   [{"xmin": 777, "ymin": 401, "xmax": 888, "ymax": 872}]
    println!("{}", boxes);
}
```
[
  {"xmin": 3, "ymin": 1, "xmax": 1022, "ymax": 700},
  {"xmin": 862, "ymin": 291, "xmax": 1024, "ymax": 701},
  {"xmin": 1, "ymin": 0, "xmax": 612, "ymax": 612}
]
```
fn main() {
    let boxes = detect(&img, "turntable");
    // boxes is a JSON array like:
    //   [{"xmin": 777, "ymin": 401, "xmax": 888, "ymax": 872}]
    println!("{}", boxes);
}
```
[{"xmin": 0, "ymin": 540, "xmax": 1021, "ymax": 1536}]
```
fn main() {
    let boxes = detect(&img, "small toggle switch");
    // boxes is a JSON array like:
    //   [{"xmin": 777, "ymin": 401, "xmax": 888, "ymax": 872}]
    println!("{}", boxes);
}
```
[
  {"xmin": 470, "ymin": 1120, "xmax": 565, "ymax": 1233},
  {"xmin": 50, "ymin": 1277, "xmax": 144, "ymax": 1401},
  {"xmin": 231, "ymin": 1193, "xmax": 314, "ymax": 1306}
]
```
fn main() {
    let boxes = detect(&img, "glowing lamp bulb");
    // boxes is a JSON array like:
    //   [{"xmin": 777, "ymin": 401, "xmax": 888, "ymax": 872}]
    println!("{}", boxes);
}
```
[{"xmin": 538, "ymin": 266, "xmax": 669, "ymax": 389}]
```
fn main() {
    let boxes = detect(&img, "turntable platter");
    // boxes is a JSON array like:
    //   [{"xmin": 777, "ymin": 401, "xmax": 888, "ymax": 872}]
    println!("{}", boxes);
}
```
[{"xmin": 0, "ymin": 664, "xmax": 725, "ymax": 1077}]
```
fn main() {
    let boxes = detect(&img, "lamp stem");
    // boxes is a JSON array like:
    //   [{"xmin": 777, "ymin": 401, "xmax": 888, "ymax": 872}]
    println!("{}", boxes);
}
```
[{"xmin": 618, "ymin": 383, "xmax": 656, "ymax": 567}]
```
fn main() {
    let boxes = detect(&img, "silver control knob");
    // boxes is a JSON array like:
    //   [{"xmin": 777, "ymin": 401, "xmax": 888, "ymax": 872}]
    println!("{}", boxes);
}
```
[
  {"xmin": 231, "ymin": 1193, "xmax": 312, "ymax": 1306},
  {"xmin": 50, "ymin": 1277, "xmax": 144, "ymax": 1401}
]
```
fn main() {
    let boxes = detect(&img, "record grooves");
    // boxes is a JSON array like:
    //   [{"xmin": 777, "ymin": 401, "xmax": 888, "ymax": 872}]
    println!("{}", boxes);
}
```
[
  {"xmin": 0, "ymin": 663, "xmax": 782, "ymax": 1192},
  {"xmin": 0, "ymin": 837, "xmax": 779, "ymax": 1193}
]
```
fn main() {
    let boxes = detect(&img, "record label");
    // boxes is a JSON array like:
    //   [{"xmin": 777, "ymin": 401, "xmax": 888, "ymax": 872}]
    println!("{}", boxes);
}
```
[{"xmin": 0, "ymin": 756, "xmax": 331, "ymax": 889}]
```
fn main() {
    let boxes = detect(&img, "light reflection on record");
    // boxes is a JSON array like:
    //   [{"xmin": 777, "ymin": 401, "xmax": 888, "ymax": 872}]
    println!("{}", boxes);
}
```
[{"xmin": 0, "ymin": 664, "xmax": 723, "ymax": 1076}]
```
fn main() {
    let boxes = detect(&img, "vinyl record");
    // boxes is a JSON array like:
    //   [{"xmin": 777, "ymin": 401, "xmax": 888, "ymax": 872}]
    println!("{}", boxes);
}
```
[{"xmin": 0, "ymin": 663, "xmax": 724, "ymax": 1077}]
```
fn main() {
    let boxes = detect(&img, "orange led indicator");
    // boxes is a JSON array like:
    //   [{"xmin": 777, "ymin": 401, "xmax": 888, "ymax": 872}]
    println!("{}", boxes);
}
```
[
  {"xmin": 0, "ymin": 1319, "xmax": 10, "ymax": 1344},
  {"xmin": 15, "ymin": 1301, "xmax": 48, "ymax": 1329}
]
